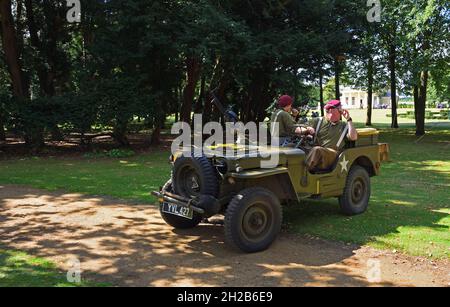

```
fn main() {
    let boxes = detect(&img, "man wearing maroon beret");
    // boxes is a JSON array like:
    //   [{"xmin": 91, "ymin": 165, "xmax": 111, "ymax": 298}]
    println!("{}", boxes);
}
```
[
  {"xmin": 303, "ymin": 100, "xmax": 358, "ymax": 171},
  {"xmin": 271, "ymin": 95, "xmax": 314, "ymax": 145}
]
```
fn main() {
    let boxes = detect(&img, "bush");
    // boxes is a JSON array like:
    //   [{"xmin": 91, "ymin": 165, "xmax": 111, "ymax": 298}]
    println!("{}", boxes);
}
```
[
  {"xmin": 106, "ymin": 149, "xmax": 135, "ymax": 158},
  {"xmin": 398, "ymin": 103, "xmax": 411, "ymax": 109},
  {"xmin": 427, "ymin": 102, "xmax": 437, "ymax": 108},
  {"xmin": 83, "ymin": 149, "xmax": 136, "ymax": 159}
]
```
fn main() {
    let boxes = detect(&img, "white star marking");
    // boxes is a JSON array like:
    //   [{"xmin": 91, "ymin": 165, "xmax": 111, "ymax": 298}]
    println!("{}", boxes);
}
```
[{"xmin": 340, "ymin": 156, "xmax": 349, "ymax": 173}]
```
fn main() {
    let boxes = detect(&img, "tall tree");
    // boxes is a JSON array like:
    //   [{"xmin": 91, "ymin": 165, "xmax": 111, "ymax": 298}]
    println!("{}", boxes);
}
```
[
  {"xmin": 0, "ymin": 0, "xmax": 27, "ymax": 98},
  {"xmin": 24, "ymin": 0, "xmax": 70, "ymax": 140},
  {"xmin": 379, "ymin": 1, "xmax": 405, "ymax": 129},
  {"xmin": 388, "ymin": 41, "xmax": 399, "ymax": 128},
  {"xmin": 0, "ymin": 0, "xmax": 46, "ymax": 149},
  {"xmin": 403, "ymin": 0, "xmax": 449, "ymax": 136}
]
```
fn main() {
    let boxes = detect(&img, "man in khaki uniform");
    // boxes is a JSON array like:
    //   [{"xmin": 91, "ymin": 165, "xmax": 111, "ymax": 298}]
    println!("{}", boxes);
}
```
[
  {"xmin": 270, "ymin": 95, "xmax": 314, "ymax": 146},
  {"xmin": 305, "ymin": 100, "xmax": 358, "ymax": 171}
]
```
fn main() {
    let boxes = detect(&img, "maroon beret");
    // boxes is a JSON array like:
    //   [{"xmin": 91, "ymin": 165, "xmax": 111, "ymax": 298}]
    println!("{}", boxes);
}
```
[
  {"xmin": 325, "ymin": 100, "xmax": 342, "ymax": 110},
  {"xmin": 278, "ymin": 95, "xmax": 294, "ymax": 108}
]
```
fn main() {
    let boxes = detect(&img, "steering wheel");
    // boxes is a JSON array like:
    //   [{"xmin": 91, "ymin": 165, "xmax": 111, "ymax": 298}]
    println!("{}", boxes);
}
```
[{"xmin": 291, "ymin": 133, "xmax": 315, "ymax": 149}]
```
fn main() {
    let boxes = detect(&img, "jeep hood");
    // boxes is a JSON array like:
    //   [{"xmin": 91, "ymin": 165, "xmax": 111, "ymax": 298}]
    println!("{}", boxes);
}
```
[{"xmin": 203, "ymin": 144, "xmax": 306, "ymax": 160}]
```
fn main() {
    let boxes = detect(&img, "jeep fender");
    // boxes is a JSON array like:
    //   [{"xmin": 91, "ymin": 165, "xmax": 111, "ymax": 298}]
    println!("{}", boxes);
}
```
[{"xmin": 229, "ymin": 167, "xmax": 298, "ymax": 201}]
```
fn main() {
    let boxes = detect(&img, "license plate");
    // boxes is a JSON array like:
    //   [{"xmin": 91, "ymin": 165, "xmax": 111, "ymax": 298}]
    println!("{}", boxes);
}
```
[{"xmin": 161, "ymin": 202, "xmax": 194, "ymax": 220}]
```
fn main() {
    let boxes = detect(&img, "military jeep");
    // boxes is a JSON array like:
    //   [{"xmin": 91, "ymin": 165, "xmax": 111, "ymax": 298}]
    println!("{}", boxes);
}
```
[{"xmin": 153, "ymin": 128, "xmax": 389, "ymax": 253}]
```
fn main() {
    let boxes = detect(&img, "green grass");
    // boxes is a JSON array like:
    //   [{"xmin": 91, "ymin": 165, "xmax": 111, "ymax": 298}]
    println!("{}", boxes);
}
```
[
  {"xmin": 0, "ymin": 249, "xmax": 107, "ymax": 287},
  {"xmin": 0, "ymin": 151, "xmax": 171, "ymax": 203}
]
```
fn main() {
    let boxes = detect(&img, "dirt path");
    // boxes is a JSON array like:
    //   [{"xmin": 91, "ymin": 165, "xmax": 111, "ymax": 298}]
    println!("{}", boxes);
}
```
[{"xmin": 0, "ymin": 185, "xmax": 448, "ymax": 287}]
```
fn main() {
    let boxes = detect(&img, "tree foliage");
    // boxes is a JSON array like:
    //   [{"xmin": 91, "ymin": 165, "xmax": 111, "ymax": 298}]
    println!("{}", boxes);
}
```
[{"xmin": 0, "ymin": 0, "xmax": 448, "ymax": 149}]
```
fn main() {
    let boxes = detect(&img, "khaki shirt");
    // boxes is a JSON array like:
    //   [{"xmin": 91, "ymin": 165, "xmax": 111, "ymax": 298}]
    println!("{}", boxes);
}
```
[
  {"xmin": 309, "ymin": 117, "xmax": 348, "ymax": 151},
  {"xmin": 270, "ymin": 109, "xmax": 298, "ymax": 138}
]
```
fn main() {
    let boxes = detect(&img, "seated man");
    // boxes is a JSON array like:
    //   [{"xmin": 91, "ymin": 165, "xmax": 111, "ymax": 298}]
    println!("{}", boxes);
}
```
[
  {"xmin": 270, "ymin": 95, "xmax": 314, "ymax": 146},
  {"xmin": 304, "ymin": 100, "xmax": 358, "ymax": 171}
]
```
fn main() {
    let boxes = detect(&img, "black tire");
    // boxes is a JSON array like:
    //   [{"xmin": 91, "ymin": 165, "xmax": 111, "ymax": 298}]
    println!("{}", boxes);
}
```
[
  {"xmin": 172, "ymin": 155, "xmax": 219, "ymax": 199},
  {"xmin": 225, "ymin": 188, "xmax": 282, "ymax": 253},
  {"xmin": 159, "ymin": 179, "xmax": 203, "ymax": 229},
  {"xmin": 339, "ymin": 165, "xmax": 371, "ymax": 216}
]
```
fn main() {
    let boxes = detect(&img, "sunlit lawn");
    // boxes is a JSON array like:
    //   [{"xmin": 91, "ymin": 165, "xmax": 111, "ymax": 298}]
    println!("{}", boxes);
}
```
[
  {"xmin": 0, "ymin": 151, "xmax": 170, "ymax": 203},
  {"xmin": 0, "ymin": 111, "xmax": 449, "ymax": 259},
  {"xmin": 0, "ymin": 249, "xmax": 108, "ymax": 287}
]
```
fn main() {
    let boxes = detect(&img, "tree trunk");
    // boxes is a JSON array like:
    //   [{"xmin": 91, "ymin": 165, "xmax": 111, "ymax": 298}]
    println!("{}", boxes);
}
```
[
  {"xmin": 413, "ymin": 85, "xmax": 419, "ymax": 124},
  {"xmin": 25, "ymin": 0, "xmax": 53, "ymax": 96},
  {"xmin": 388, "ymin": 43, "xmax": 399, "ymax": 128},
  {"xmin": 15, "ymin": 0, "xmax": 24, "ymax": 55},
  {"xmin": 50, "ymin": 124, "xmax": 64, "ymax": 141},
  {"xmin": 150, "ymin": 115, "xmax": 166, "ymax": 146},
  {"xmin": 366, "ymin": 57, "xmax": 373, "ymax": 126},
  {"xmin": 415, "ymin": 33, "xmax": 431, "ymax": 137},
  {"xmin": 150, "ymin": 125, "xmax": 161, "ymax": 146},
  {"xmin": 0, "ymin": 115, "xmax": 5, "ymax": 141},
  {"xmin": 256, "ymin": 78, "xmax": 272, "ymax": 123},
  {"xmin": 1, "ymin": 0, "xmax": 44, "ymax": 149},
  {"xmin": 23, "ymin": 126, "xmax": 44, "ymax": 150},
  {"xmin": 112, "ymin": 119, "xmax": 130, "ymax": 147},
  {"xmin": 319, "ymin": 72, "xmax": 324, "ymax": 117},
  {"xmin": 174, "ymin": 86, "xmax": 181, "ymax": 123},
  {"xmin": 203, "ymin": 95, "xmax": 211, "ymax": 123},
  {"xmin": 180, "ymin": 57, "xmax": 201, "ymax": 124},
  {"xmin": 415, "ymin": 71, "xmax": 428, "ymax": 136},
  {"xmin": 207, "ymin": 56, "xmax": 225, "ymax": 123},
  {"xmin": 247, "ymin": 68, "xmax": 266, "ymax": 123},
  {"xmin": 334, "ymin": 59, "xmax": 341, "ymax": 100},
  {"xmin": 193, "ymin": 74, "xmax": 205, "ymax": 122},
  {"xmin": 0, "ymin": 0, "xmax": 27, "ymax": 98},
  {"xmin": 214, "ymin": 70, "xmax": 230, "ymax": 123}
]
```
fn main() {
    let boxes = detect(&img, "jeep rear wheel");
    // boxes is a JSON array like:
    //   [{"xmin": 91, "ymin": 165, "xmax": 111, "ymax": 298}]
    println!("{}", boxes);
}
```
[
  {"xmin": 339, "ymin": 165, "xmax": 371, "ymax": 216},
  {"xmin": 225, "ymin": 188, "xmax": 282, "ymax": 253},
  {"xmin": 159, "ymin": 180, "xmax": 203, "ymax": 229}
]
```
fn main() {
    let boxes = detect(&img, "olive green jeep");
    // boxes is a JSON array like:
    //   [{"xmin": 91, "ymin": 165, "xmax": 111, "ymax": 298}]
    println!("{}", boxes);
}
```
[{"xmin": 153, "ymin": 128, "xmax": 389, "ymax": 253}]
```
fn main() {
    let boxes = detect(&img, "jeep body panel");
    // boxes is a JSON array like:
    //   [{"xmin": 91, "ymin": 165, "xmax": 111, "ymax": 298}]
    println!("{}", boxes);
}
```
[
  {"xmin": 230, "ymin": 167, "xmax": 289, "ymax": 179},
  {"xmin": 222, "ymin": 144, "xmax": 382, "ymax": 201}
]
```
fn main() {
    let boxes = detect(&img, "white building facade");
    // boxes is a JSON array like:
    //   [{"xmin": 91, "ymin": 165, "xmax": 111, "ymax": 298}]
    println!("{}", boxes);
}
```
[{"xmin": 340, "ymin": 87, "xmax": 389, "ymax": 109}]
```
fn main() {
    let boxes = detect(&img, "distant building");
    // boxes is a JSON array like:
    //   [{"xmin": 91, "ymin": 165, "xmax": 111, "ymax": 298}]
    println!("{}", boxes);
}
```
[{"xmin": 340, "ymin": 87, "xmax": 392, "ymax": 109}]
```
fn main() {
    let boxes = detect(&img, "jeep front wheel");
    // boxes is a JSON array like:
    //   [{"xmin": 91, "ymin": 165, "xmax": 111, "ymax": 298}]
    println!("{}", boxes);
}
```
[
  {"xmin": 339, "ymin": 165, "xmax": 371, "ymax": 216},
  {"xmin": 225, "ymin": 188, "xmax": 282, "ymax": 253}
]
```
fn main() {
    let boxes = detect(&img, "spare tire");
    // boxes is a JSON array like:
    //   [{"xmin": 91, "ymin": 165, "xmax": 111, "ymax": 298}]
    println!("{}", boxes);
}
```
[{"xmin": 172, "ymin": 154, "xmax": 220, "ymax": 199}]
